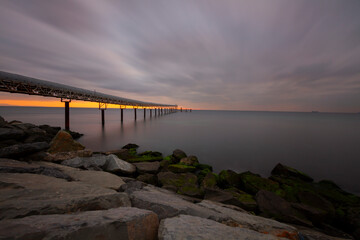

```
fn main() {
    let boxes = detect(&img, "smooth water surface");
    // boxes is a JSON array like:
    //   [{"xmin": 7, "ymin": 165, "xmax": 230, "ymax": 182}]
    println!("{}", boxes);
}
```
[{"xmin": 1, "ymin": 106, "xmax": 359, "ymax": 195}]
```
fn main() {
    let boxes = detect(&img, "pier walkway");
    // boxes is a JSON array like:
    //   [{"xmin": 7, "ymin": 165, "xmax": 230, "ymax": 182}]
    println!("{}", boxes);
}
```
[{"xmin": 0, "ymin": 71, "xmax": 180, "ymax": 130}]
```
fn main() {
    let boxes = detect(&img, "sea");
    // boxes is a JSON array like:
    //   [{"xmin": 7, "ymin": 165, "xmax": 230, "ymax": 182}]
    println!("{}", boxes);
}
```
[{"xmin": 1, "ymin": 106, "xmax": 359, "ymax": 195}]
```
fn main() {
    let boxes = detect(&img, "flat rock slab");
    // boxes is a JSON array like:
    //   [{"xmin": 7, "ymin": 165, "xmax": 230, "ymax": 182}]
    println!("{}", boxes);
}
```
[
  {"xmin": 198, "ymin": 200, "xmax": 299, "ymax": 239},
  {"xmin": 0, "ymin": 142, "xmax": 49, "ymax": 158},
  {"xmin": 134, "ymin": 161, "xmax": 160, "ymax": 174},
  {"xmin": 0, "ymin": 158, "xmax": 73, "ymax": 181},
  {"xmin": 158, "ymin": 215, "xmax": 286, "ymax": 240},
  {"xmin": 62, "ymin": 154, "xmax": 108, "ymax": 170},
  {"xmin": 0, "ymin": 173, "xmax": 130, "ymax": 220},
  {"xmin": 130, "ymin": 186, "xmax": 227, "ymax": 221},
  {"xmin": 0, "ymin": 207, "xmax": 159, "ymax": 240},
  {"xmin": 38, "ymin": 161, "xmax": 125, "ymax": 190}
]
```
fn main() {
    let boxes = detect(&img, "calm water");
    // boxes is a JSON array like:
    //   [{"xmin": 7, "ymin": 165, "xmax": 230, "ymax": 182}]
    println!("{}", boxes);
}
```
[{"xmin": 1, "ymin": 106, "xmax": 360, "ymax": 195}]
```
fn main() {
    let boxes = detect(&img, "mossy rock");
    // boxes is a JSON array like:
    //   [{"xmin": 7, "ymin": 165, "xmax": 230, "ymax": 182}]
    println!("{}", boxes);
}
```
[
  {"xmin": 168, "ymin": 164, "xmax": 196, "ymax": 173},
  {"xmin": 271, "ymin": 163, "xmax": 313, "ymax": 182},
  {"xmin": 128, "ymin": 148, "xmax": 138, "ymax": 156},
  {"xmin": 179, "ymin": 155, "xmax": 199, "ymax": 166},
  {"xmin": 239, "ymin": 171, "xmax": 280, "ymax": 195},
  {"xmin": 196, "ymin": 163, "xmax": 213, "ymax": 172},
  {"xmin": 122, "ymin": 143, "xmax": 139, "ymax": 149},
  {"xmin": 197, "ymin": 168, "xmax": 212, "ymax": 183},
  {"xmin": 136, "ymin": 173, "xmax": 158, "ymax": 185},
  {"xmin": 178, "ymin": 183, "xmax": 204, "ymax": 198},
  {"xmin": 316, "ymin": 180, "xmax": 360, "ymax": 207},
  {"xmin": 172, "ymin": 149, "xmax": 187, "ymax": 161},
  {"xmin": 138, "ymin": 151, "xmax": 162, "ymax": 157},
  {"xmin": 201, "ymin": 172, "xmax": 218, "ymax": 189},
  {"xmin": 157, "ymin": 172, "xmax": 197, "ymax": 190},
  {"xmin": 224, "ymin": 187, "xmax": 257, "ymax": 212},
  {"xmin": 218, "ymin": 170, "xmax": 240, "ymax": 188}
]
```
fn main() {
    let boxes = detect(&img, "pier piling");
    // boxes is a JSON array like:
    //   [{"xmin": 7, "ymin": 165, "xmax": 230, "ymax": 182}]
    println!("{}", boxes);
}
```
[
  {"xmin": 101, "ymin": 109, "xmax": 105, "ymax": 126},
  {"xmin": 65, "ymin": 102, "xmax": 70, "ymax": 130},
  {"xmin": 144, "ymin": 108, "xmax": 146, "ymax": 119},
  {"xmin": 134, "ymin": 108, "xmax": 137, "ymax": 121},
  {"xmin": 121, "ymin": 108, "xmax": 124, "ymax": 122}
]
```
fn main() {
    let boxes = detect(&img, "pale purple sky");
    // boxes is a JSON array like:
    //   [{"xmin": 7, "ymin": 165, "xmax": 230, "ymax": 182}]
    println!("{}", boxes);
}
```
[{"xmin": 1, "ymin": 0, "xmax": 360, "ymax": 112}]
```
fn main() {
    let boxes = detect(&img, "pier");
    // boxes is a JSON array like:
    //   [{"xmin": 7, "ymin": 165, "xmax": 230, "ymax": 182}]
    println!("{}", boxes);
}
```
[{"xmin": 0, "ymin": 71, "xmax": 180, "ymax": 130}]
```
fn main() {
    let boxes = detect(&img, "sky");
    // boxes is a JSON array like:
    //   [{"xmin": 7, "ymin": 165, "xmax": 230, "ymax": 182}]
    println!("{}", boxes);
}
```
[{"xmin": 0, "ymin": 0, "xmax": 360, "ymax": 112}]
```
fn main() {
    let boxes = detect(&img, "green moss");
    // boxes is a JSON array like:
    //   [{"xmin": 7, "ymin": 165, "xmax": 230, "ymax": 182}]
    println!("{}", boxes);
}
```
[
  {"xmin": 177, "ymin": 184, "xmax": 204, "ymax": 197},
  {"xmin": 159, "ymin": 173, "xmax": 197, "ymax": 188},
  {"xmin": 316, "ymin": 180, "xmax": 360, "ymax": 207},
  {"xmin": 201, "ymin": 172, "xmax": 218, "ymax": 188},
  {"xmin": 128, "ymin": 148, "xmax": 137, "ymax": 156},
  {"xmin": 127, "ymin": 155, "xmax": 163, "ymax": 163},
  {"xmin": 218, "ymin": 170, "xmax": 240, "ymax": 188},
  {"xmin": 168, "ymin": 164, "xmax": 196, "ymax": 173}
]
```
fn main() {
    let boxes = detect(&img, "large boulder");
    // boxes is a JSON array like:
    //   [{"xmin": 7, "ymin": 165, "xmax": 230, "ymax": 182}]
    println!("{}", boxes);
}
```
[
  {"xmin": 122, "ymin": 143, "xmax": 139, "ymax": 149},
  {"xmin": 271, "ymin": 163, "xmax": 313, "ymax": 182},
  {"xmin": 0, "ymin": 128, "xmax": 26, "ymax": 141},
  {"xmin": 0, "ymin": 173, "xmax": 130, "ymax": 220},
  {"xmin": 198, "ymin": 200, "xmax": 300, "ymax": 239},
  {"xmin": 134, "ymin": 161, "xmax": 161, "ymax": 174},
  {"xmin": 0, "ymin": 142, "xmax": 49, "ymax": 159},
  {"xmin": 201, "ymin": 172, "xmax": 218, "ymax": 189},
  {"xmin": 129, "ymin": 185, "xmax": 227, "ymax": 221},
  {"xmin": 255, "ymin": 190, "xmax": 312, "ymax": 227},
  {"xmin": 104, "ymin": 154, "xmax": 136, "ymax": 175},
  {"xmin": 106, "ymin": 148, "xmax": 132, "ymax": 160},
  {"xmin": 239, "ymin": 171, "xmax": 281, "ymax": 195},
  {"xmin": 0, "ymin": 207, "xmax": 159, "ymax": 240},
  {"xmin": 0, "ymin": 116, "xmax": 6, "ymax": 127},
  {"xmin": 137, "ymin": 173, "xmax": 158, "ymax": 185},
  {"xmin": 48, "ymin": 130, "xmax": 85, "ymax": 154},
  {"xmin": 172, "ymin": 149, "xmax": 187, "ymax": 161},
  {"xmin": 158, "ymin": 215, "xmax": 288, "ymax": 240},
  {"xmin": 38, "ymin": 161, "xmax": 125, "ymax": 190}
]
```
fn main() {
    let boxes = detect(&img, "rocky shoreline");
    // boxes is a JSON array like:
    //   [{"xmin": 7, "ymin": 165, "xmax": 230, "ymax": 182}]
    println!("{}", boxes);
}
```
[{"xmin": 0, "ymin": 116, "xmax": 359, "ymax": 240}]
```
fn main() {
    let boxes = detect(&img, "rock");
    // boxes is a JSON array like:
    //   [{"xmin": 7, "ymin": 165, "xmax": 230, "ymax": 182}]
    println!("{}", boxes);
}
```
[
  {"xmin": 158, "ymin": 215, "xmax": 287, "ymax": 240},
  {"xmin": 0, "ymin": 158, "xmax": 73, "ymax": 181},
  {"xmin": 119, "ymin": 180, "xmax": 147, "ymax": 194},
  {"xmin": 137, "ymin": 173, "xmax": 158, "ymax": 185},
  {"xmin": 0, "ymin": 142, "xmax": 50, "ymax": 159},
  {"xmin": 316, "ymin": 180, "xmax": 360, "ymax": 207},
  {"xmin": 224, "ymin": 188, "xmax": 258, "ymax": 212},
  {"xmin": 271, "ymin": 163, "xmax": 314, "ymax": 182},
  {"xmin": 0, "ymin": 116, "xmax": 6, "ymax": 127},
  {"xmin": 172, "ymin": 149, "xmax": 187, "ymax": 161},
  {"xmin": 255, "ymin": 190, "xmax": 312, "ymax": 227},
  {"xmin": 48, "ymin": 130, "xmax": 85, "ymax": 154},
  {"xmin": 203, "ymin": 188, "xmax": 257, "ymax": 212},
  {"xmin": 130, "ymin": 185, "xmax": 227, "ymax": 221},
  {"xmin": 122, "ymin": 143, "xmax": 139, "ymax": 149},
  {"xmin": 178, "ymin": 184, "xmax": 204, "ymax": 198},
  {"xmin": 295, "ymin": 225, "xmax": 353, "ymax": 240},
  {"xmin": 0, "ymin": 139, "xmax": 20, "ymax": 148},
  {"xmin": 197, "ymin": 163, "xmax": 213, "ymax": 171},
  {"xmin": 201, "ymin": 172, "xmax": 218, "ymax": 189},
  {"xmin": 44, "ymin": 149, "xmax": 93, "ymax": 162},
  {"xmin": 38, "ymin": 124, "xmax": 61, "ymax": 136},
  {"xmin": 168, "ymin": 164, "xmax": 196, "ymax": 173},
  {"xmin": 180, "ymin": 155, "xmax": 199, "ymax": 166},
  {"xmin": 239, "ymin": 171, "xmax": 281, "ymax": 195},
  {"xmin": 127, "ymin": 151, "xmax": 163, "ymax": 163},
  {"xmin": 67, "ymin": 130, "xmax": 83, "ymax": 139},
  {"xmin": 106, "ymin": 148, "xmax": 132, "ymax": 160},
  {"xmin": 0, "ymin": 207, "xmax": 159, "ymax": 240},
  {"xmin": 38, "ymin": 161, "xmax": 125, "ymax": 190},
  {"xmin": 24, "ymin": 133, "xmax": 52, "ymax": 143},
  {"xmin": 139, "ymin": 151, "xmax": 162, "ymax": 157},
  {"xmin": 198, "ymin": 200, "xmax": 300, "ymax": 239},
  {"xmin": 134, "ymin": 161, "xmax": 161, "ymax": 174},
  {"xmin": 61, "ymin": 154, "xmax": 108, "ymax": 170},
  {"xmin": 297, "ymin": 190, "xmax": 335, "ymax": 218},
  {"xmin": 0, "ymin": 128, "xmax": 26, "ymax": 141},
  {"xmin": 158, "ymin": 171, "xmax": 197, "ymax": 191},
  {"xmin": 218, "ymin": 169, "xmax": 240, "ymax": 188},
  {"xmin": 0, "ymin": 173, "xmax": 130, "ymax": 220},
  {"xmin": 104, "ymin": 154, "xmax": 136, "ymax": 175}
]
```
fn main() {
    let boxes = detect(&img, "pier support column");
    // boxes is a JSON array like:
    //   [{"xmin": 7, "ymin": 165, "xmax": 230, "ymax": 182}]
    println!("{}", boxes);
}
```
[
  {"xmin": 144, "ymin": 108, "xmax": 146, "ymax": 119},
  {"xmin": 101, "ymin": 109, "xmax": 105, "ymax": 126},
  {"xmin": 65, "ymin": 102, "xmax": 70, "ymax": 130},
  {"xmin": 150, "ymin": 109, "xmax": 152, "ymax": 117},
  {"xmin": 61, "ymin": 98, "xmax": 71, "ymax": 131},
  {"xmin": 134, "ymin": 108, "xmax": 137, "ymax": 121},
  {"xmin": 99, "ymin": 103, "xmax": 107, "ymax": 126},
  {"xmin": 121, "ymin": 108, "xmax": 124, "ymax": 122},
  {"xmin": 155, "ymin": 108, "xmax": 157, "ymax": 116}
]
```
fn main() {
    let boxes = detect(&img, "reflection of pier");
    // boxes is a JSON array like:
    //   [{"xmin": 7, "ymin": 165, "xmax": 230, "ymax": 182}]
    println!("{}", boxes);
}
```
[{"xmin": 0, "ymin": 71, "xmax": 187, "ymax": 130}]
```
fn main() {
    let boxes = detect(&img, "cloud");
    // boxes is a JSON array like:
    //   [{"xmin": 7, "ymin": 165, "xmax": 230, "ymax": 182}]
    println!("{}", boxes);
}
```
[{"xmin": 0, "ymin": 0, "xmax": 360, "ymax": 111}]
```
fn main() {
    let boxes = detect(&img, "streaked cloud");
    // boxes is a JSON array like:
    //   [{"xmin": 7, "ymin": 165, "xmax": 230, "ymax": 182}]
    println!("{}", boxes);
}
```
[{"xmin": 0, "ymin": 0, "xmax": 359, "ymax": 112}]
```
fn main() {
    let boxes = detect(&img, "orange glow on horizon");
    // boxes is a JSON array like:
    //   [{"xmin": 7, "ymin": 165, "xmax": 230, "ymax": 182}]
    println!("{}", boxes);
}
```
[{"xmin": 0, "ymin": 99, "xmax": 183, "ymax": 109}]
